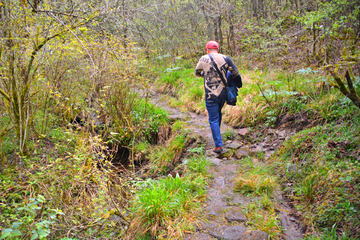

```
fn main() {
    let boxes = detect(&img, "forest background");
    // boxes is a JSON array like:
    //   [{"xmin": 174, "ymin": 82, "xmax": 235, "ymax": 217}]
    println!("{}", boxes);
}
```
[{"xmin": 0, "ymin": 0, "xmax": 359, "ymax": 239}]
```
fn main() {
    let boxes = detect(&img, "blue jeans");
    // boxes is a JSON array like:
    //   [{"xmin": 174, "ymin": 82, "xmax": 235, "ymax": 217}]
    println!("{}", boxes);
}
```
[{"xmin": 205, "ymin": 98, "xmax": 226, "ymax": 147}]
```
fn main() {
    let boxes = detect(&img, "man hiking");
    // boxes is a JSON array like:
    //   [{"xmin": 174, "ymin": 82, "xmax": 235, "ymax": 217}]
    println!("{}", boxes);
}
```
[{"xmin": 195, "ymin": 40, "xmax": 242, "ymax": 153}]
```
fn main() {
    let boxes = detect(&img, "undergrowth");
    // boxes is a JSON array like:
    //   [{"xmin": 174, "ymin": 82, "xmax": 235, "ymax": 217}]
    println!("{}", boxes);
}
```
[
  {"xmin": 155, "ymin": 66, "xmax": 205, "ymax": 114},
  {"xmin": 0, "ymin": 130, "xmax": 127, "ymax": 239},
  {"xmin": 271, "ymin": 118, "xmax": 360, "ymax": 238},
  {"xmin": 151, "ymin": 56, "xmax": 359, "ymax": 129}
]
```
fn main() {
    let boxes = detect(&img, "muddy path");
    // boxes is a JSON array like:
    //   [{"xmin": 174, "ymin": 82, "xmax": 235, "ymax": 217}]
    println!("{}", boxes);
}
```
[{"xmin": 150, "ymin": 90, "xmax": 304, "ymax": 240}]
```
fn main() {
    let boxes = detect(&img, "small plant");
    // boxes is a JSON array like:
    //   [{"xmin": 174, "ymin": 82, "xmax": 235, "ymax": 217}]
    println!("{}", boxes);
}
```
[
  {"xmin": 260, "ymin": 194, "xmax": 274, "ymax": 211},
  {"xmin": 301, "ymin": 172, "xmax": 321, "ymax": 202},
  {"xmin": 265, "ymin": 109, "xmax": 277, "ymax": 127},
  {"xmin": 255, "ymin": 151, "xmax": 266, "ymax": 161},
  {"xmin": 222, "ymin": 129, "xmax": 237, "ymax": 140},
  {"xmin": 235, "ymin": 174, "xmax": 279, "ymax": 195},
  {"xmin": 129, "ymin": 174, "xmax": 206, "ymax": 238},
  {"xmin": 241, "ymin": 199, "xmax": 282, "ymax": 238},
  {"xmin": 187, "ymin": 145, "xmax": 205, "ymax": 154},
  {"xmin": 182, "ymin": 155, "xmax": 211, "ymax": 175},
  {"xmin": 0, "ymin": 195, "xmax": 64, "ymax": 240},
  {"xmin": 172, "ymin": 120, "xmax": 186, "ymax": 132}
]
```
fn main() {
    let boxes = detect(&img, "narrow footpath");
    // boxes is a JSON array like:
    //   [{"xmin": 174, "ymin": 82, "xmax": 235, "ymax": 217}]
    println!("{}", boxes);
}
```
[{"xmin": 151, "ymin": 91, "xmax": 304, "ymax": 240}]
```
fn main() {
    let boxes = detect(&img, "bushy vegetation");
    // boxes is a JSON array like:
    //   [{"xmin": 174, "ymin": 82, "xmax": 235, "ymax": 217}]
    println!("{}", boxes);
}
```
[
  {"xmin": 0, "ymin": 118, "xmax": 211, "ymax": 239},
  {"xmin": 0, "ymin": 129, "xmax": 126, "ymax": 239}
]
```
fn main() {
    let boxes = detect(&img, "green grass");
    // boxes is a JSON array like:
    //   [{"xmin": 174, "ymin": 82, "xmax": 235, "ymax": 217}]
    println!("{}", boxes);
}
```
[
  {"xmin": 156, "ymin": 66, "xmax": 205, "ymax": 113},
  {"xmin": 129, "ymin": 153, "xmax": 210, "ymax": 238},
  {"xmin": 148, "ymin": 134, "xmax": 186, "ymax": 175},
  {"xmin": 234, "ymin": 157, "xmax": 279, "ymax": 196},
  {"xmin": 304, "ymin": 223, "xmax": 352, "ymax": 239},
  {"xmin": 132, "ymin": 96, "xmax": 169, "ymax": 143},
  {"xmin": 272, "ymin": 117, "xmax": 360, "ymax": 237},
  {"xmin": 182, "ymin": 155, "xmax": 211, "ymax": 176},
  {"xmin": 242, "ymin": 199, "xmax": 282, "ymax": 238},
  {"xmin": 152, "ymin": 58, "xmax": 359, "ymax": 128},
  {"xmin": 232, "ymin": 157, "xmax": 282, "ymax": 237}
]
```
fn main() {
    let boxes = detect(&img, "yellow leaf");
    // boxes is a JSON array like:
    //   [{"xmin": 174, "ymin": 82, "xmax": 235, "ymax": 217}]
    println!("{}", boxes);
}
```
[{"xmin": 102, "ymin": 209, "xmax": 115, "ymax": 219}]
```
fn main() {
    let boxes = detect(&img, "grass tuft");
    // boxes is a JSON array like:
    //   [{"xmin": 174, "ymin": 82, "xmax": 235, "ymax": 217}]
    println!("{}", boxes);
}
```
[{"xmin": 128, "ymin": 154, "xmax": 210, "ymax": 239}]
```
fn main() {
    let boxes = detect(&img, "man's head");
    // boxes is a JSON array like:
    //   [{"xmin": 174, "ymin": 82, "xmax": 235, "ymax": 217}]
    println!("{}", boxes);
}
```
[{"xmin": 206, "ymin": 41, "xmax": 219, "ymax": 53}]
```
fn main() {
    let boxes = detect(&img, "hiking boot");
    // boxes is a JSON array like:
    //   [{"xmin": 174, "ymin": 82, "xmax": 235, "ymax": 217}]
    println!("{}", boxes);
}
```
[{"xmin": 213, "ymin": 146, "xmax": 223, "ymax": 153}]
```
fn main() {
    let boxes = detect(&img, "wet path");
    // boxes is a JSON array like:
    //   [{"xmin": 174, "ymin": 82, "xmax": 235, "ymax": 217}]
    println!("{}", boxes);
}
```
[{"xmin": 150, "ymin": 90, "xmax": 303, "ymax": 240}]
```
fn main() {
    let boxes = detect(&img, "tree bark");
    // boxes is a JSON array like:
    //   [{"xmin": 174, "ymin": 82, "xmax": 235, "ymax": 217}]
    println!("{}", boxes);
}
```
[{"xmin": 328, "ymin": 69, "xmax": 360, "ymax": 109}]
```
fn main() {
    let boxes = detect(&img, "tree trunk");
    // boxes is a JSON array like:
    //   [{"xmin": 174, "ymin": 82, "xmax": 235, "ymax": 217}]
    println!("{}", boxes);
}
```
[{"xmin": 214, "ymin": 15, "xmax": 222, "ymax": 47}]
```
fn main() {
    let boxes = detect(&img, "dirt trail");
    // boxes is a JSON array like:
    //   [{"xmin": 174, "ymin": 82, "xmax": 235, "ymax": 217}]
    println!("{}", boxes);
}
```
[{"xmin": 150, "ymin": 91, "xmax": 303, "ymax": 240}]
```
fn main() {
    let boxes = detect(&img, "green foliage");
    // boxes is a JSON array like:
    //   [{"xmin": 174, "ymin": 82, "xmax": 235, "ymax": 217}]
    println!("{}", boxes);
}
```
[
  {"xmin": 273, "ymin": 118, "xmax": 360, "ymax": 236},
  {"xmin": 172, "ymin": 120, "xmax": 186, "ymax": 132},
  {"xmin": 222, "ymin": 129, "xmax": 237, "ymax": 141},
  {"xmin": 135, "ymin": 141, "xmax": 150, "ymax": 152},
  {"xmin": 182, "ymin": 155, "xmax": 210, "ymax": 176},
  {"xmin": 148, "ymin": 134, "xmax": 186, "ymax": 174},
  {"xmin": 294, "ymin": 0, "xmax": 359, "ymax": 39},
  {"xmin": 0, "ymin": 195, "xmax": 64, "ymax": 240},
  {"xmin": 187, "ymin": 145, "xmax": 205, "ymax": 155},
  {"xmin": 132, "ymin": 97, "xmax": 169, "ymax": 143},
  {"xmin": 129, "ymin": 154, "xmax": 210, "ymax": 238},
  {"xmin": 156, "ymin": 67, "xmax": 205, "ymax": 113},
  {"xmin": 0, "ymin": 129, "xmax": 128, "ymax": 238}
]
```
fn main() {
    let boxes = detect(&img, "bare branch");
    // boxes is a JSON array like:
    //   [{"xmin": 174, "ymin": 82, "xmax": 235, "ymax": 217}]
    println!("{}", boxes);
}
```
[
  {"xmin": 49, "ymin": 12, "xmax": 97, "ymax": 77},
  {"xmin": 0, "ymin": 87, "xmax": 10, "ymax": 102}
]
